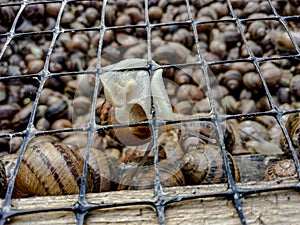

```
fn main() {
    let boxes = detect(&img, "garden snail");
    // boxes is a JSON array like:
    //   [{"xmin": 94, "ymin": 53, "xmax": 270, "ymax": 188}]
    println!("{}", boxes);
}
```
[
  {"xmin": 280, "ymin": 113, "xmax": 300, "ymax": 157},
  {"xmin": 118, "ymin": 159, "xmax": 185, "ymax": 190},
  {"xmin": 99, "ymin": 58, "xmax": 173, "ymax": 146},
  {"xmin": 12, "ymin": 141, "xmax": 116, "ymax": 198},
  {"xmin": 78, "ymin": 147, "xmax": 119, "ymax": 192},
  {"xmin": 13, "ymin": 142, "xmax": 93, "ymax": 198},
  {"xmin": 263, "ymin": 159, "xmax": 297, "ymax": 181},
  {"xmin": 181, "ymin": 141, "xmax": 240, "ymax": 185}
]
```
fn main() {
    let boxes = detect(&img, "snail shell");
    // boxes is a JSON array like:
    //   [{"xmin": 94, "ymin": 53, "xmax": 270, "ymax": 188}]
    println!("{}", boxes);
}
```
[
  {"xmin": 263, "ymin": 159, "xmax": 297, "ymax": 181},
  {"xmin": 280, "ymin": 113, "xmax": 300, "ymax": 157},
  {"xmin": 100, "ymin": 101, "xmax": 152, "ymax": 146},
  {"xmin": 118, "ymin": 159, "xmax": 185, "ymax": 190},
  {"xmin": 219, "ymin": 70, "xmax": 242, "ymax": 91},
  {"xmin": 181, "ymin": 121, "xmax": 219, "ymax": 146},
  {"xmin": 0, "ymin": 160, "xmax": 7, "ymax": 198},
  {"xmin": 78, "ymin": 148, "xmax": 119, "ymax": 192},
  {"xmin": 290, "ymin": 74, "xmax": 300, "ymax": 100},
  {"xmin": 13, "ymin": 142, "xmax": 94, "ymax": 198},
  {"xmin": 248, "ymin": 21, "xmax": 267, "ymax": 41},
  {"xmin": 181, "ymin": 144, "xmax": 240, "ymax": 185}
]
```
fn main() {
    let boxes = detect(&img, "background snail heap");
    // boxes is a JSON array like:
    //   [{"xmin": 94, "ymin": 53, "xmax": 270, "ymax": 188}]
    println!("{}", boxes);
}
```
[{"xmin": 0, "ymin": 0, "xmax": 299, "ymax": 201}]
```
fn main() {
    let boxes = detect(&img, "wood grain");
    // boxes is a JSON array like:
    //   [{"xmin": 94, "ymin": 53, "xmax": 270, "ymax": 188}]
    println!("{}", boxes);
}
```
[{"xmin": 1, "ymin": 180, "xmax": 300, "ymax": 225}]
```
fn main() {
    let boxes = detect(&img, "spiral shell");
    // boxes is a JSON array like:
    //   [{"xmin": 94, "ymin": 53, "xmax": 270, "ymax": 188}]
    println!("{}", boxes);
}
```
[
  {"xmin": 263, "ymin": 159, "xmax": 297, "ymax": 181},
  {"xmin": 181, "ymin": 141, "xmax": 240, "ymax": 185},
  {"xmin": 100, "ymin": 100, "xmax": 152, "ymax": 146},
  {"xmin": 280, "ymin": 113, "xmax": 300, "ymax": 157},
  {"xmin": 219, "ymin": 70, "xmax": 242, "ymax": 91},
  {"xmin": 290, "ymin": 74, "xmax": 300, "ymax": 100},
  {"xmin": 118, "ymin": 159, "xmax": 185, "ymax": 190},
  {"xmin": 13, "ymin": 142, "xmax": 94, "ymax": 198},
  {"xmin": 181, "ymin": 121, "xmax": 219, "ymax": 146},
  {"xmin": 78, "ymin": 147, "xmax": 119, "ymax": 192},
  {"xmin": 248, "ymin": 21, "xmax": 267, "ymax": 41}
]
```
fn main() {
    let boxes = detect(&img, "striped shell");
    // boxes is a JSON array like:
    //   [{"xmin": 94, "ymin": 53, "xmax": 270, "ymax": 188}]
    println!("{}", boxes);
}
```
[
  {"xmin": 280, "ymin": 113, "xmax": 300, "ymax": 157},
  {"xmin": 13, "ymin": 142, "xmax": 95, "ymax": 198},
  {"xmin": 78, "ymin": 147, "xmax": 119, "ymax": 192}
]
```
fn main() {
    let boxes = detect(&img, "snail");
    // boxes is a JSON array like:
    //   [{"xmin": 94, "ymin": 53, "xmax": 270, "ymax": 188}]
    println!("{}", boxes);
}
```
[
  {"xmin": 274, "ymin": 31, "xmax": 300, "ymax": 51},
  {"xmin": 181, "ymin": 141, "xmax": 240, "ymax": 185},
  {"xmin": 247, "ymin": 21, "xmax": 267, "ymax": 41},
  {"xmin": 118, "ymin": 159, "xmax": 185, "ymax": 190},
  {"xmin": 263, "ymin": 159, "xmax": 297, "ymax": 181},
  {"xmin": 13, "ymin": 142, "xmax": 93, "ymax": 198},
  {"xmin": 78, "ymin": 147, "xmax": 119, "ymax": 192},
  {"xmin": 12, "ymin": 142, "xmax": 116, "ymax": 198},
  {"xmin": 290, "ymin": 74, "xmax": 300, "ymax": 100},
  {"xmin": 99, "ymin": 58, "xmax": 173, "ymax": 146},
  {"xmin": 280, "ymin": 113, "xmax": 300, "ymax": 157}
]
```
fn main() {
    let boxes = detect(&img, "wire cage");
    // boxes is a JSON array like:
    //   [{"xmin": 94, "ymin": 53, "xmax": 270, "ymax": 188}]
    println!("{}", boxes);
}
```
[{"xmin": 0, "ymin": 0, "xmax": 300, "ymax": 224}]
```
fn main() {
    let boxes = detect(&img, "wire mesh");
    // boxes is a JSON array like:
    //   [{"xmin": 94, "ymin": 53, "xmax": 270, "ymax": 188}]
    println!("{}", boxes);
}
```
[{"xmin": 0, "ymin": 0, "xmax": 300, "ymax": 224}]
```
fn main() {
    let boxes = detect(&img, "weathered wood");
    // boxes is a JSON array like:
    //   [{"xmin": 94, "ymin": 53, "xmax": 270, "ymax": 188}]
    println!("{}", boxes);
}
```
[{"xmin": 1, "ymin": 180, "xmax": 300, "ymax": 225}]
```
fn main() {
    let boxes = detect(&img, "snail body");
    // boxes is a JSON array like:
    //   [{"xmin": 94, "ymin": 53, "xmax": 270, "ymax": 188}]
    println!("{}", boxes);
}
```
[{"xmin": 100, "ymin": 58, "xmax": 173, "ymax": 146}]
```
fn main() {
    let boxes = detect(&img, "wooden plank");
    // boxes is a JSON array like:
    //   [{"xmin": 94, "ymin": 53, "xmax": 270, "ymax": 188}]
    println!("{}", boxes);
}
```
[{"xmin": 1, "ymin": 180, "xmax": 300, "ymax": 224}]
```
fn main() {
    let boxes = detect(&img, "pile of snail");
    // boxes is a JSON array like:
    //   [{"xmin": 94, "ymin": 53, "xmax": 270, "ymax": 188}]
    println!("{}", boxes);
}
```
[
  {"xmin": 0, "ymin": 1, "xmax": 300, "ymax": 198},
  {"xmin": 1, "ymin": 57, "xmax": 299, "ymax": 199}
]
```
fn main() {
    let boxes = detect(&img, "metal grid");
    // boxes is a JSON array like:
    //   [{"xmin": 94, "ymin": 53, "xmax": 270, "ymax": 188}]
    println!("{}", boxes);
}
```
[{"xmin": 0, "ymin": 0, "xmax": 300, "ymax": 224}]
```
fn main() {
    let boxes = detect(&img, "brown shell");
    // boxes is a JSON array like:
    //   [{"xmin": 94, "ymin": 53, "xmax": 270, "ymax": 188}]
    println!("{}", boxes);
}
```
[
  {"xmin": 181, "ymin": 144, "xmax": 240, "ymax": 185},
  {"xmin": 181, "ymin": 121, "xmax": 219, "ymax": 146},
  {"xmin": 100, "ymin": 100, "xmax": 151, "ymax": 146},
  {"xmin": 263, "ymin": 159, "xmax": 297, "ymax": 181},
  {"xmin": 78, "ymin": 148, "xmax": 119, "ymax": 192},
  {"xmin": 118, "ymin": 160, "xmax": 185, "ymax": 190},
  {"xmin": 13, "ymin": 142, "xmax": 94, "ymax": 198},
  {"xmin": 280, "ymin": 113, "xmax": 300, "ymax": 157}
]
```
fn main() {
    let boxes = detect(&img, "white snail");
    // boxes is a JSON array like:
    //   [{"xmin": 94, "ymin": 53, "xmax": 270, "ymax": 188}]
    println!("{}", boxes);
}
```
[{"xmin": 100, "ymin": 58, "xmax": 173, "ymax": 122}]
